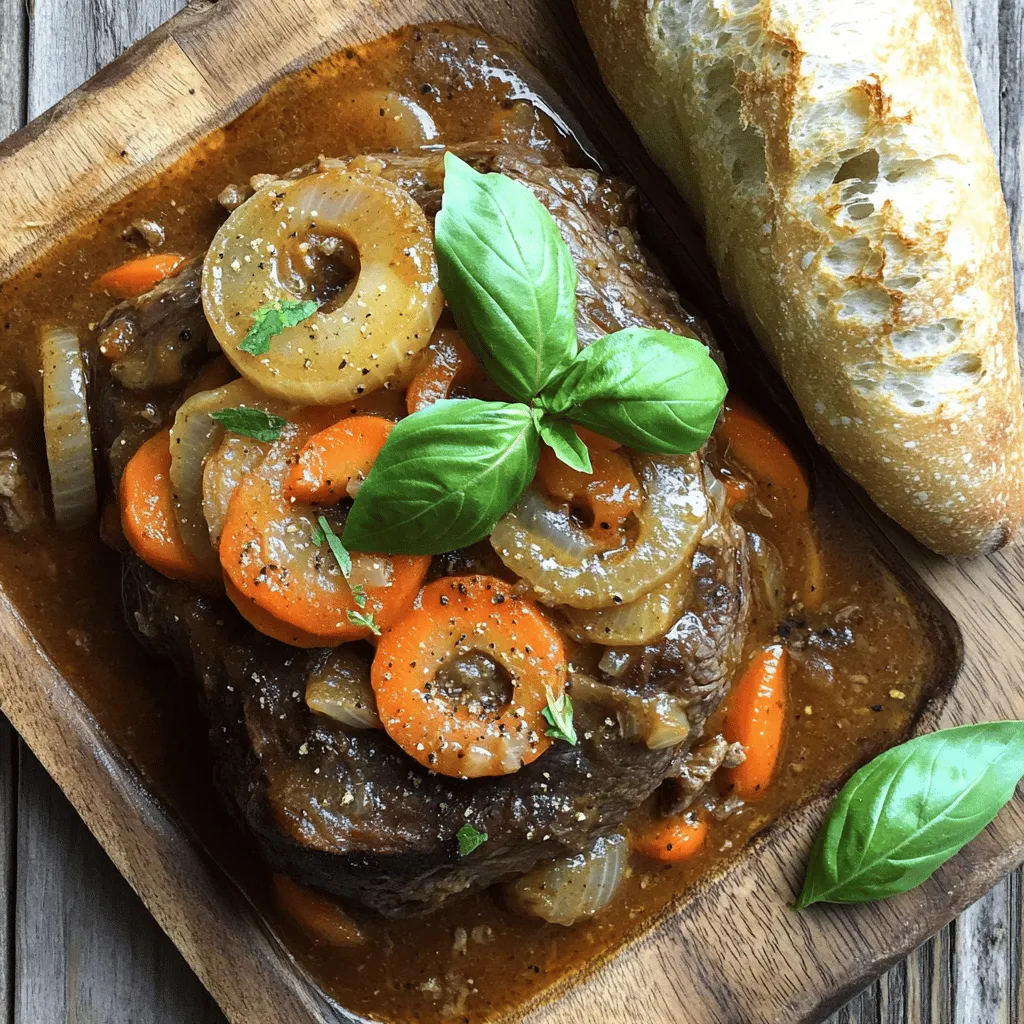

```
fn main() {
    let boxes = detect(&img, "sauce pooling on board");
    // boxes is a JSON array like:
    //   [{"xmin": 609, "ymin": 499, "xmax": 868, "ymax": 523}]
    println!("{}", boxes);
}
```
[{"xmin": 0, "ymin": 24, "xmax": 947, "ymax": 1023}]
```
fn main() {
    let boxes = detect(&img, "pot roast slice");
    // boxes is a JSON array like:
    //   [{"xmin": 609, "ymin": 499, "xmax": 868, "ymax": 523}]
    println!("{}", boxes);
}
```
[{"xmin": 103, "ymin": 143, "xmax": 750, "ymax": 915}]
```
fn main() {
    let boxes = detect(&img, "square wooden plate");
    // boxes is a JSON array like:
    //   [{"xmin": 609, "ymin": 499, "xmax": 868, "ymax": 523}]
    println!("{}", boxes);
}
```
[{"xmin": 0, "ymin": 1, "xmax": 1022, "ymax": 1021}]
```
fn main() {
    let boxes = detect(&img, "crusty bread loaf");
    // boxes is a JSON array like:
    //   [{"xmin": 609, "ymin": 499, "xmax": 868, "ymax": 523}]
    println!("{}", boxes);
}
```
[{"xmin": 576, "ymin": 0, "xmax": 1024, "ymax": 556}]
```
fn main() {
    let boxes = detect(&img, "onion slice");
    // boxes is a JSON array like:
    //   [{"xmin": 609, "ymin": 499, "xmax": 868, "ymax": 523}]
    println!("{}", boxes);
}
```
[
  {"xmin": 571, "ymin": 672, "xmax": 691, "ymax": 751},
  {"xmin": 506, "ymin": 833, "xmax": 627, "ymax": 926},
  {"xmin": 170, "ymin": 378, "xmax": 291, "ymax": 567},
  {"xmin": 491, "ymin": 454, "xmax": 708, "ymax": 610},
  {"xmin": 560, "ymin": 570, "xmax": 694, "ymax": 646},
  {"xmin": 305, "ymin": 647, "xmax": 381, "ymax": 729},
  {"xmin": 40, "ymin": 327, "xmax": 97, "ymax": 530}
]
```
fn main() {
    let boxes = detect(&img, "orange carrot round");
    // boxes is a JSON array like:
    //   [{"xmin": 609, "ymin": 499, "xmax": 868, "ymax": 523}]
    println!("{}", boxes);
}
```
[
  {"xmin": 724, "ymin": 644, "xmax": 789, "ymax": 800},
  {"xmin": 220, "ymin": 440, "xmax": 427, "ymax": 642},
  {"xmin": 95, "ymin": 253, "xmax": 186, "ymax": 299},
  {"xmin": 371, "ymin": 575, "xmax": 566, "ymax": 779},
  {"xmin": 225, "ymin": 578, "xmax": 339, "ymax": 648},
  {"xmin": 405, "ymin": 328, "xmax": 480, "ymax": 413},
  {"xmin": 285, "ymin": 415, "xmax": 393, "ymax": 505},
  {"xmin": 633, "ymin": 815, "xmax": 709, "ymax": 862},
  {"xmin": 272, "ymin": 876, "xmax": 363, "ymax": 947},
  {"xmin": 718, "ymin": 395, "xmax": 809, "ymax": 514},
  {"xmin": 120, "ymin": 429, "xmax": 218, "ymax": 584},
  {"xmin": 536, "ymin": 443, "xmax": 641, "ymax": 551}
]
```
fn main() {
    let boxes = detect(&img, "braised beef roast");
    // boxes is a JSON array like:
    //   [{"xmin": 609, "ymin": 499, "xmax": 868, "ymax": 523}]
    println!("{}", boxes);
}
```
[{"xmin": 103, "ymin": 144, "xmax": 752, "ymax": 916}]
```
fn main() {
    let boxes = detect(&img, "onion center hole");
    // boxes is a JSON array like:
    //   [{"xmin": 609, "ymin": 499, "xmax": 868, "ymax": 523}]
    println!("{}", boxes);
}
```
[
  {"xmin": 435, "ymin": 652, "xmax": 513, "ymax": 718},
  {"xmin": 290, "ymin": 231, "xmax": 361, "ymax": 308}
]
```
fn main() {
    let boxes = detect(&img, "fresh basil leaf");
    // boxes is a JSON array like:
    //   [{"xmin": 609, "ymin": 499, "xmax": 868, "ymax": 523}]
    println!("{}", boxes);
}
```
[
  {"xmin": 310, "ymin": 520, "xmax": 325, "ymax": 546},
  {"xmin": 796, "ymin": 722, "xmax": 1024, "ymax": 909},
  {"xmin": 456, "ymin": 822, "xmax": 488, "ymax": 857},
  {"xmin": 238, "ymin": 298, "xmax": 318, "ymax": 356},
  {"xmin": 209, "ymin": 406, "xmax": 287, "ymax": 443},
  {"xmin": 347, "ymin": 609, "xmax": 381, "ymax": 636},
  {"xmin": 435, "ymin": 152, "xmax": 577, "ymax": 401},
  {"xmin": 542, "ymin": 690, "xmax": 577, "ymax": 745},
  {"xmin": 316, "ymin": 515, "xmax": 352, "ymax": 579},
  {"xmin": 538, "ymin": 327, "xmax": 727, "ymax": 454},
  {"xmin": 342, "ymin": 399, "xmax": 539, "ymax": 555},
  {"xmin": 537, "ymin": 415, "xmax": 592, "ymax": 474}
]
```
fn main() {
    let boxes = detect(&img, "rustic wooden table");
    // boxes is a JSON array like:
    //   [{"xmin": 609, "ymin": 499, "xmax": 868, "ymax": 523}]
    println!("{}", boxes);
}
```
[{"xmin": 0, "ymin": 0, "xmax": 1019, "ymax": 1021}]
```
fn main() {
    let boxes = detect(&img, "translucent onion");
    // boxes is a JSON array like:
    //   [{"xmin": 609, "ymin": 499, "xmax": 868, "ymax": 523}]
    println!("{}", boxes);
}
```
[
  {"xmin": 305, "ymin": 647, "xmax": 381, "ymax": 729},
  {"xmin": 748, "ymin": 531, "xmax": 786, "ymax": 621},
  {"xmin": 572, "ymin": 672, "xmax": 690, "ymax": 750},
  {"xmin": 40, "ymin": 327, "xmax": 97, "ymax": 530},
  {"xmin": 560, "ymin": 569, "xmax": 694, "ymax": 646},
  {"xmin": 491, "ymin": 454, "xmax": 707, "ymax": 610},
  {"xmin": 171, "ymin": 379, "xmax": 291, "ymax": 564},
  {"xmin": 505, "ymin": 834, "xmax": 627, "ymax": 927},
  {"xmin": 202, "ymin": 433, "xmax": 270, "ymax": 550}
]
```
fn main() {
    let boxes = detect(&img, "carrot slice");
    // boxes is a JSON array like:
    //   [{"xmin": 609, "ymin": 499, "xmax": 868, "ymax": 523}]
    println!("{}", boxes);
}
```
[
  {"xmin": 536, "ymin": 443, "xmax": 642, "ymax": 551},
  {"xmin": 272, "ymin": 876, "xmax": 363, "ymax": 947},
  {"xmin": 285, "ymin": 415, "xmax": 393, "ymax": 505},
  {"xmin": 224, "ymin": 578, "xmax": 339, "ymax": 648},
  {"xmin": 405, "ymin": 328, "xmax": 480, "ymax": 414},
  {"xmin": 371, "ymin": 575, "xmax": 566, "ymax": 778},
  {"xmin": 95, "ymin": 253, "xmax": 186, "ymax": 299},
  {"xmin": 220, "ymin": 440, "xmax": 427, "ymax": 641},
  {"xmin": 120, "ymin": 429, "xmax": 218, "ymax": 584},
  {"xmin": 724, "ymin": 644, "xmax": 789, "ymax": 800},
  {"xmin": 633, "ymin": 815, "xmax": 709, "ymax": 862},
  {"xmin": 718, "ymin": 395, "xmax": 809, "ymax": 514}
]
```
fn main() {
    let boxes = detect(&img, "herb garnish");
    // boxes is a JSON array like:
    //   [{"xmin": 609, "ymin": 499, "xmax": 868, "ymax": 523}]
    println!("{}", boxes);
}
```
[
  {"xmin": 238, "ymin": 298, "xmax": 318, "ymax": 356},
  {"xmin": 456, "ymin": 822, "xmax": 489, "ymax": 857},
  {"xmin": 316, "ymin": 515, "xmax": 352, "ymax": 578},
  {"xmin": 542, "ymin": 689, "xmax": 577, "ymax": 746},
  {"xmin": 346, "ymin": 609, "xmax": 381, "ymax": 636},
  {"xmin": 796, "ymin": 722, "xmax": 1024, "ymax": 908},
  {"xmin": 342, "ymin": 153, "xmax": 726, "ymax": 555},
  {"xmin": 209, "ymin": 406, "xmax": 287, "ymax": 443},
  {"xmin": 310, "ymin": 516, "xmax": 372, "ymax": 615}
]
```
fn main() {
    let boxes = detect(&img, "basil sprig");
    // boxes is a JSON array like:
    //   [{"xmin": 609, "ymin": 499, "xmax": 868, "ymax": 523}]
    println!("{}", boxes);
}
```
[
  {"xmin": 797, "ymin": 722, "xmax": 1024, "ymax": 908},
  {"xmin": 343, "ymin": 153, "xmax": 726, "ymax": 555}
]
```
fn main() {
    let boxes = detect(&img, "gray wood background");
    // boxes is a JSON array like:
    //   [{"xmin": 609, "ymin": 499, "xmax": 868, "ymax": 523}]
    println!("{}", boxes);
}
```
[{"xmin": 0, "ymin": 0, "xmax": 1019, "ymax": 1021}]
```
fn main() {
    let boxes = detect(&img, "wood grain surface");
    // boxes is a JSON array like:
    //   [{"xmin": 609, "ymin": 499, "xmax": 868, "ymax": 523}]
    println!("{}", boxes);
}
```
[{"xmin": 0, "ymin": 0, "xmax": 1020, "ymax": 1022}]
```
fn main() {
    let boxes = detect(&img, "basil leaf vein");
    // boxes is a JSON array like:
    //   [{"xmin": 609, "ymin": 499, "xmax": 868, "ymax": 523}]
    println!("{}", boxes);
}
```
[
  {"xmin": 342, "ymin": 399, "xmax": 539, "ymax": 555},
  {"xmin": 435, "ymin": 153, "xmax": 577, "ymax": 402},
  {"xmin": 796, "ymin": 722, "xmax": 1024, "ymax": 908},
  {"xmin": 538, "ymin": 327, "xmax": 727, "ymax": 454}
]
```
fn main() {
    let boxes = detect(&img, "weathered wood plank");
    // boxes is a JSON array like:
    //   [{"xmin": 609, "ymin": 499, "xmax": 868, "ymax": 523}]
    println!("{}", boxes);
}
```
[
  {"xmin": 0, "ymin": 1, "xmax": 26, "ymax": 1019},
  {"xmin": 953, "ymin": 879, "xmax": 1013, "ymax": 1023},
  {"xmin": 11, "ymin": 3, "xmax": 222, "ymax": 1023},
  {"xmin": 13, "ymin": 752, "xmax": 225, "ymax": 1024}
]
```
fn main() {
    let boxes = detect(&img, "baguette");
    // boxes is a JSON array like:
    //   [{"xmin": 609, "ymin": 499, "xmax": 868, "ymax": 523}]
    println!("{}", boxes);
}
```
[{"xmin": 576, "ymin": 0, "xmax": 1024, "ymax": 556}]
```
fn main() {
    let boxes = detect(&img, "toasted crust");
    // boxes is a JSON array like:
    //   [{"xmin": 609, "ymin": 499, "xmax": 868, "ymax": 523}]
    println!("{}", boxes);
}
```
[{"xmin": 577, "ymin": 0, "xmax": 1024, "ymax": 556}]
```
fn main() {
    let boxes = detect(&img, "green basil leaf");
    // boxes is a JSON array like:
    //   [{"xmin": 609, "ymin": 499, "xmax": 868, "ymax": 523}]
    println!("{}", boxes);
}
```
[
  {"xmin": 538, "ymin": 327, "xmax": 727, "ymax": 454},
  {"xmin": 316, "ymin": 515, "xmax": 352, "ymax": 579},
  {"xmin": 456, "ymin": 823, "xmax": 488, "ymax": 857},
  {"xmin": 238, "ymin": 298, "xmax": 318, "ymax": 356},
  {"xmin": 342, "ymin": 399, "xmax": 539, "ymax": 554},
  {"xmin": 209, "ymin": 407, "xmax": 288, "ymax": 442},
  {"xmin": 796, "ymin": 722, "xmax": 1024, "ymax": 909},
  {"xmin": 537, "ymin": 415, "xmax": 592, "ymax": 473},
  {"xmin": 435, "ymin": 152, "xmax": 577, "ymax": 401}
]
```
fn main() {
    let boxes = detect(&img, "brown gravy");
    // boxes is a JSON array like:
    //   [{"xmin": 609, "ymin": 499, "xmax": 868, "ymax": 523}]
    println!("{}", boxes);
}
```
[{"xmin": 0, "ymin": 23, "xmax": 951, "ymax": 1024}]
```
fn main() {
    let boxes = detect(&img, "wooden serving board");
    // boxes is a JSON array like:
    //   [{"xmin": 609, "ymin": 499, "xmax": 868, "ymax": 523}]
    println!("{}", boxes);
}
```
[{"xmin": 0, "ymin": 1, "xmax": 1022, "ymax": 1022}]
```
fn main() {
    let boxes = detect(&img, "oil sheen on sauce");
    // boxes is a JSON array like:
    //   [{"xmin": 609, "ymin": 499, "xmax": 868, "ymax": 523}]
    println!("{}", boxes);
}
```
[{"xmin": 0, "ymin": 24, "xmax": 951, "ymax": 1024}]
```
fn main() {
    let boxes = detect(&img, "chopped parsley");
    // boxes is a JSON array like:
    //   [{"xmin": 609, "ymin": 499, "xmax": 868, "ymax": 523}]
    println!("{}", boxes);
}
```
[
  {"xmin": 316, "ymin": 515, "xmax": 352, "ymax": 578},
  {"xmin": 542, "ymin": 689, "xmax": 577, "ymax": 745},
  {"xmin": 238, "ymin": 298, "xmax": 318, "ymax": 356},
  {"xmin": 209, "ymin": 406, "xmax": 287, "ymax": 442},
  {"xmin": 346, "ymin": 609, "xmax": 381, "ymax": 636},
  {"xmin": 456, "ymin": 823, "xmax": 488, "ymax": 857}
]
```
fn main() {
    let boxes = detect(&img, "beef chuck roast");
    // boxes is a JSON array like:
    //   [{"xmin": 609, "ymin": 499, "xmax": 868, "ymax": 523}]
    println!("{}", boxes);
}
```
[{"xmin": 105, "ymin": 144, "xmax": 752, "ymax": 916}]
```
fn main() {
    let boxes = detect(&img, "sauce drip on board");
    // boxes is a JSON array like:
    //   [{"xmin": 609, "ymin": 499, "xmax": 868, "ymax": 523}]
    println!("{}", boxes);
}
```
[{"xmin": 0, "ymin": 24, "xmax": 950, "ymax": 1023}]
